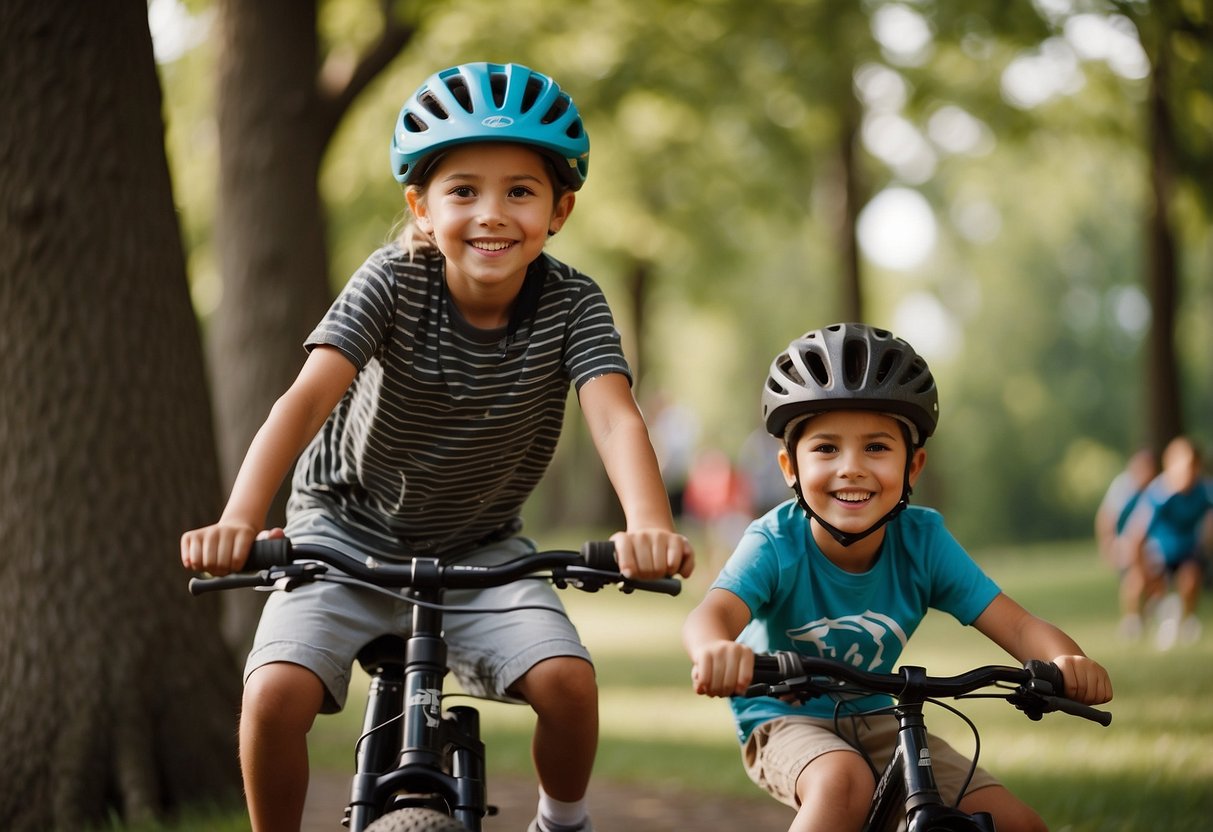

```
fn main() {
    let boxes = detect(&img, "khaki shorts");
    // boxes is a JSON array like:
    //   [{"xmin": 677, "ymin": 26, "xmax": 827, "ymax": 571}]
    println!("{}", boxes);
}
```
[
  {"xmin": 245, "ymin": 514, "xmax": 591, "ymax": 713},
  {"xmin": 742, "ymin": 714, "xmax": 999, "ymax": 810}
]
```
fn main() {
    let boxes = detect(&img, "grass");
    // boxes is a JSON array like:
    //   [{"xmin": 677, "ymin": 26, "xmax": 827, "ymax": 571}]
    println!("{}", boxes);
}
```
[{"xmin": 136, "ymin": 537, "xmax": 1213, "ymax": 829}]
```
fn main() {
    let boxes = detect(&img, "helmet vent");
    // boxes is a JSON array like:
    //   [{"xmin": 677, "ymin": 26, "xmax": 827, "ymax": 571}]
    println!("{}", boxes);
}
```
[
  {"xmin": 521, "ymin": 76, "xmax": 545, "ymax": 113},
  {"xmin": 874, "ymin": 349, "xmax": 901, "ymax": 384},
  {"xmin": 403, "ymin": 112, "xmax": 428, "ymax": 133},
  {"xmin": 490, "ymin": 71, "xmax": 508, "ymax": 107},
  {"xmin": 418, "ymin": 91, "xmax": 449, "ymax": 121},
  {"xmin": 442, "ymin": 76, "xmax": 474, "ymax": 113},
  {"xmin": 901, "ymin": 357, "xmax": 933, "ymax": 391},
  {"xmin": 542, "ymin": 94, "xmax": 571, "ymax": 125},
  {"xmin": 843, "ymin": 342, "xmax": 870, "ymax": 388},
  {"xmin": 776, "ymin": 353, "xmax": 804, "ymax": 386},
  {"xmin": 802, "ymin": 351, "xmax": 829, "ymax": 386}
]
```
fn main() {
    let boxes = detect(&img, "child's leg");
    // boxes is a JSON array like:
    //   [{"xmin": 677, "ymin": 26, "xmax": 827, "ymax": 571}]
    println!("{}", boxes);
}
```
[
  {"xmin": 789, "ymin": 749, "xmax": 874, "ymax": 832},
  {"xmin": 443, "ymin": 538, "xmax": 600, "ymax": 827},
  {"xmin": 511, "ymin": 656, "xmax": 599, "ymax": 801},
  {"xmin": 240, "ymin": 661, "xmax": 326, "ymax": 832},
  {"xmin": 1174, "ymin": 559, "xmax": 1202, "ymax": 617},
  {"xmin": 959, "ymin": 785, "xmax": 1047, "ymax": 832}
]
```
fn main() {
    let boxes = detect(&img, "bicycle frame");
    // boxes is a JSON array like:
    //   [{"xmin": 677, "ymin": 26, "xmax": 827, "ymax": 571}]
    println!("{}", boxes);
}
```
[
  {"xmin": 749, "ymin": 653, "xmax": 1109, "ymax": 832},
  {"xmin": 189, "ymin": 539, "xmax": 680, "ymax": 832},
  {"xmin": 347, "ymin": 584, "xmax": 488, "ymax": 831},
  {"xmin": 865, "ymin": 702, "xmax": 994, "ymax": 832}
]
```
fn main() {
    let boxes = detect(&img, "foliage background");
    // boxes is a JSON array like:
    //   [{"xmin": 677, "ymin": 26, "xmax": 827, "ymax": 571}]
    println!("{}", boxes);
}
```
[{"xmin": 156, "ymin": 0, "xmax": 1212, "ymax": 547}]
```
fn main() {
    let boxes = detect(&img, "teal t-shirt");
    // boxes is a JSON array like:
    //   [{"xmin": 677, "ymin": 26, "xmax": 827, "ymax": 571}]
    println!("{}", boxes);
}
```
[
  {"xmin": 712, "ymin": 501, "xmax": 1000, "ymax": 744},
  {"xmin": 1131, "ymin": 476, "xmax": 1213, "ymax": 565}
]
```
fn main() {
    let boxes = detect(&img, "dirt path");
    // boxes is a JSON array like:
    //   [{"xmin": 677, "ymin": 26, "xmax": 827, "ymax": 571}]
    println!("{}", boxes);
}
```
[{"xmin": 302, "ymin": 769, "xmax": 794, "ymax": 831}]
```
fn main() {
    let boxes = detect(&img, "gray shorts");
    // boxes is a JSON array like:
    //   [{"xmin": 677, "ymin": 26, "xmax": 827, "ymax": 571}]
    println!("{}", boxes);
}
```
[
  {"xmin": 244, "ymin": 514, "xmax": 591, "ymax": 713},
  {"xmin": 742, "ymin": 714, "xmax": 999, "ymax": 810}
]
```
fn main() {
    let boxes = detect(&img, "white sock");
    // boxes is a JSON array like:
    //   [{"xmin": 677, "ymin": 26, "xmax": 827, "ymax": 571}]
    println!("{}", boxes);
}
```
[{"xmin": 537, "ymin": 786, "xmax": 588, "ymax": 828}]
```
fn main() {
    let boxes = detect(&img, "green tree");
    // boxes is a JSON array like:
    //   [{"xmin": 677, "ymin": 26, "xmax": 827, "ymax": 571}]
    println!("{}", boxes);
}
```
[{"xmin": 1113, "ymin": 1, "xmax": 1213, "ymax": 454}]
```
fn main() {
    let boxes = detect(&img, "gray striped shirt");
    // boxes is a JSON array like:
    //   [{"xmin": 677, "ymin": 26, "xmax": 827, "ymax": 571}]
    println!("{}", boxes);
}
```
[{"xmin": 286, "ymin": 244, "xmax": 631, "ymax": 559}]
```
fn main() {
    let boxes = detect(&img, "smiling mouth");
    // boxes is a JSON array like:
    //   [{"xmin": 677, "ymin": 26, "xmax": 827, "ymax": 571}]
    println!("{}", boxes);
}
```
[
  {"xmin": 833, "ymin": 490, "xmax": 874, "ymax": 504},
  {"xmin": 470, "ymin": 240, "xmax": 515, "ymax": 252}
]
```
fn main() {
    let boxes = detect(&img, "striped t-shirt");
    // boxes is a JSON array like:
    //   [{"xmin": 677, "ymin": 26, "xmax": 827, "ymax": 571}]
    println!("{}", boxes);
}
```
[{"xmin": 286, "ymin": 243, "xmax": 631, "ymax": 559}]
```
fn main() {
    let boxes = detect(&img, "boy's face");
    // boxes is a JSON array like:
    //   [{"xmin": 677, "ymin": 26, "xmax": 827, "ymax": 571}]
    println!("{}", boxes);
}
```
[
  {"xmin": 778, "ymin": 410, "xmax": 926, "ymax": 542},
  {"xmin": 407, "ymin": 142, "xmax": 575, "ymax": 309},
  {"xmin": 1162, "ymin": 440, "xmax": 1200, "ymax": 493}
]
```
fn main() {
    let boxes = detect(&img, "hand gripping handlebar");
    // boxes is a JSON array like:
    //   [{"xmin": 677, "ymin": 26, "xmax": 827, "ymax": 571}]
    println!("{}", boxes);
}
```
[
  {"xmin": 749, "ymin": 651, "xmax": 1111, "ymax": 726},
  {"xmin": 188, "ymin": 538, "xmax": 681, "ymax": 597}
]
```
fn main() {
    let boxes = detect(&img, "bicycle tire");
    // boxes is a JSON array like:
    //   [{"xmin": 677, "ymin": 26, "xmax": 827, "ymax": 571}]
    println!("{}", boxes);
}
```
[{"xmin": 363, "ymin": 807, "xmax": 469, "ymax": 832}]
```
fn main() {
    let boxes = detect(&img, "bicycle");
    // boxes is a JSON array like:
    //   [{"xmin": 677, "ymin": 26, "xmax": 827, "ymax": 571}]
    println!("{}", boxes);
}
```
[
  {"xmin": 746, "ymin": 651, "xmax": 1112, "ymax": 832},
  {"xmin": 189, "ymin": 537, "xmax": 681, "ymax": 832}
]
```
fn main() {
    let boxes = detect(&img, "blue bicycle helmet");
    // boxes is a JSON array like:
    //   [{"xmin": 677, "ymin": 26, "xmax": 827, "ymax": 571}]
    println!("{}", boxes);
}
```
[{"xmin": 390, "ymin": 62, "xmax": 590, "ymax": 191}]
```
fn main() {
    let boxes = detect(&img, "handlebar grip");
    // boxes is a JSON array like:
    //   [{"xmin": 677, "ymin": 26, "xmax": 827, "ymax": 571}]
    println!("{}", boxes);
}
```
[
  {"xmin": 245, "ymin": 537, "xmax": 293, "ymax": 571},
  {"xmin": 624, "ymin": 576, "xmax": 682, "ymax": 597},
  {"xmin": 1050, "ymin": 696, "xmax": 1113, "ymax": 726},
  {"xmin": 752, "ymin": 653, "xmax": 782, "ymax": 683},
  {"xmin": 1024, "ymin": 659, "xmax": 1112, "ymax": 726},
  {"xmin": 188, "ymin": 573, "xmax": 271, "ymax": 596},
  {"xmin": 580, "ymin": 540, "xmax": 617, "ymax": 571},
  {"xmin": 752, "ymin": 651, "xmax": 806, "ymax": 683}
]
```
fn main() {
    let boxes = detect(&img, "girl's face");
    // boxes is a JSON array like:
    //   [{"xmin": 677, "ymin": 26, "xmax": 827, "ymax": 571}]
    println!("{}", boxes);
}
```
[
  {"xmin": 406, "ymin": 143, "xmax": 574, "ymax": 310},
  {"xmin": 779, "ymin": 410, "xmax": 925, "ymax": 551}
]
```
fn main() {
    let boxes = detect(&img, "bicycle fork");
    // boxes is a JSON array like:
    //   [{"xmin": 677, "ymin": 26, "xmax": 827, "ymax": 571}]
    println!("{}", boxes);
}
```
[{"xmin": 346, "ymin": 588, "xmax": 488, "ymax": 831}]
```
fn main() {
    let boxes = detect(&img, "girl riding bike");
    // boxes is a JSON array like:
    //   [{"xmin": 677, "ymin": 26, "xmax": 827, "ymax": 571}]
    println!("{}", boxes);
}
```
[{"xmin": 181, "ymin": 62, "xmax": 693, "ymax": 832}]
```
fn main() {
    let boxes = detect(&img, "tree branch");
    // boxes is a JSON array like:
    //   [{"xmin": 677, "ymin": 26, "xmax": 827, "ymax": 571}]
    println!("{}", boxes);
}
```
[{"xmin": 315, "ymin": 3, "xmax": 415, "ymax": 149}]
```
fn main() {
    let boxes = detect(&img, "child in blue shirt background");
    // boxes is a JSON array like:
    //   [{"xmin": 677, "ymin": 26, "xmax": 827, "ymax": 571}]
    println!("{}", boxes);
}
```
[
  {"xmin": 1119, "ymin": 435, "xmax": 1211, "ymax": 649},
  {"xmin": 683, "ymin": 323, "xmax": 1112, "ymax": 832}
]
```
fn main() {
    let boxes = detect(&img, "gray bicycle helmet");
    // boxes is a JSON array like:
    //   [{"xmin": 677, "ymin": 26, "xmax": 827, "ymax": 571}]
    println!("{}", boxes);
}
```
[
  {"xmin": 762, "ymin": 323, "xmax": 939, "ymax": 547},
  {"xmin": 762, "ymin": 323, "xmax": 939, "ymax": 448},
  {"xmin": 390, "ymin": 62, "xmax": 590, "ymax": 191}
]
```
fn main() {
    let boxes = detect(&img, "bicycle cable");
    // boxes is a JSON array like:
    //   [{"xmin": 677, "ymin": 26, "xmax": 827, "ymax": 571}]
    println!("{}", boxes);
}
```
[
  {"xmin": 922, "ymin": 697, "xmax": 981, "ymax": 807},
  {"xmin": 317, "ymin": 572, "xmax": 578, "ymax": 616}
]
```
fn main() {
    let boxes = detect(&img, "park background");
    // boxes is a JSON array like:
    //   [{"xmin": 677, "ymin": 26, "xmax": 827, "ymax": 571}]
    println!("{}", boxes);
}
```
[{"xmin": 1, "ymin": 0, "xmax": 1210, "ymax": 829}]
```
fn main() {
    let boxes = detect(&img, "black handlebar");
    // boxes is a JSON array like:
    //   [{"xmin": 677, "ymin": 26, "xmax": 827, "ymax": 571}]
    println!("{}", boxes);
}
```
[
  {"xmin": 749, "ymin": 650, "xmax": 1111, "ymax": 727},
  {"xmin": 189, "ymin": 538, "xmax": 681, "ymax": 598}
]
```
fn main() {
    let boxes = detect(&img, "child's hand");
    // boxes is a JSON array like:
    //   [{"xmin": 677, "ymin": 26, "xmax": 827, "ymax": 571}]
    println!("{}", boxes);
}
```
[
  {"xmin": 180, "ymin": 522, "xmax": 271, "ymax": 576},
  {"xmin": 1052, "ymin": 655, "xmax": 1113, "ymax": 705},
  {"xmin": 611, "ymin": 529, "xmax": 694, "ymax": 579},
  {"xmin": 689, "ymin": 641, "xmax": 754, "ymax": 697}
]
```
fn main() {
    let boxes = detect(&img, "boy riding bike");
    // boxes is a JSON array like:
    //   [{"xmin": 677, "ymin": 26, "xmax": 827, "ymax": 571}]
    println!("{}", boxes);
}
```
[
  {"xmin": 181, "ymin": 62, "xmax": 693, "ymax": 832},
  {"xmin": 682, "ymin": 323, "xmax": 1111, "ymax": 832}
]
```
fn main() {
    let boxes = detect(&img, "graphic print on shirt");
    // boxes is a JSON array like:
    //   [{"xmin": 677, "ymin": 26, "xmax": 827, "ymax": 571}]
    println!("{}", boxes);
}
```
[{"xmin": 786, "ymin": 610, "xmax": 909, "ymax": 671}]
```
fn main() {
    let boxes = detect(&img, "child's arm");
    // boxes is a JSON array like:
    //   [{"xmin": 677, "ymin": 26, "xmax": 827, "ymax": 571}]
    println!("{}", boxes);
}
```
[
  {"xmin": 683, "ymin": 588, "xmax": 754, "ymax": 697},
  {"xmin": 180, "ymin": 346, "xmax": 358, "ymax": 576},
  {"xmin": 578, "ymin": 373, "xmax": 694, "ymax": 579},
  {"xmin": 973, "ymin": 593, "xmax": 1113, "ymax": 705}
]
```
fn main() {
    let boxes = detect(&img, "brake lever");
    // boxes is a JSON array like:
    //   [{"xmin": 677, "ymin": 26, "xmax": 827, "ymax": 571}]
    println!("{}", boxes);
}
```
[
  {"xmin": 552, "ymin": 565, "xmax": 613, "ymax": 593},
  {"xmin": 188, "ymin": 561, "xmax": 328, "ymax": 596},
  {"xmin": 268, "ymin": 561, "xmax": 328, "ymax": 591},
  {"xmin": 743, "ymin": 676, "xmax": 825, "ymax": 702}
]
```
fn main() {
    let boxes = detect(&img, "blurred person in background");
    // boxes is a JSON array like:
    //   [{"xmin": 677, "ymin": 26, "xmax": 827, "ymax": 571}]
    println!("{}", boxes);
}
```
[{"xmin": 1118, "ymin": 436, "xmax": 1212, "ymax": 649}]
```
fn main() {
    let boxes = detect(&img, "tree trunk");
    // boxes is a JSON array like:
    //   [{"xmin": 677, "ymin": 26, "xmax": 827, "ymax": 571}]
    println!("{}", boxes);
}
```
[
  {"xmin": 210, "ymin": 0, "xmax": 335, "ymax": 649},
  {"xmin": 0, "ymin": 1, "xmax": 242, "ymax": 827},
  {"xmin": 1143, "ymin": 37, "xmax": 1183, "ymax": 456},
  {"xmin": 837, "ymin": 85, "xmax": 865, "ymax": 323}
]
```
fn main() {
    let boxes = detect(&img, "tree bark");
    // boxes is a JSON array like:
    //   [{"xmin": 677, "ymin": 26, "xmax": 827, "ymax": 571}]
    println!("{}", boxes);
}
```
[
  {"xmin": 0, "ymin": 1, "xmax": 242, "ymax": 827},
  {"xmin": 1143, "ymin": 35, "xmax": 1183, "ymax": 456},
  {"xmin": 210, "ymin": 0, "xmax": 413, "ymax": 650}
]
